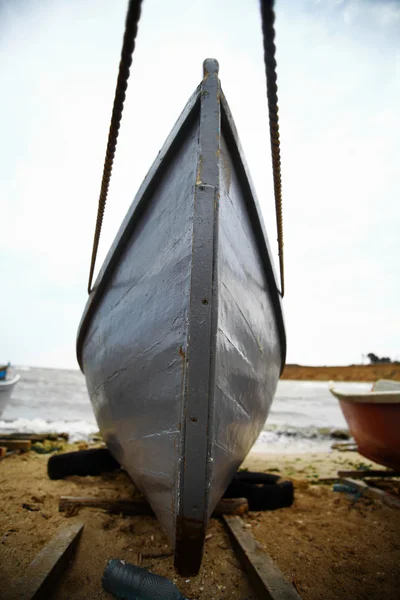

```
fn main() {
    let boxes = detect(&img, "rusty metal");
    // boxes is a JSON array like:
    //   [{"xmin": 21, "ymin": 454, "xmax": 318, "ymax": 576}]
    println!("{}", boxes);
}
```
[
  {"xmin": 260, "ymin": 0, "xmax": 285, "ymax": 296},
  {"xmin": 87, "ymin": 0, "xmax": 142, "ymax": 294}
]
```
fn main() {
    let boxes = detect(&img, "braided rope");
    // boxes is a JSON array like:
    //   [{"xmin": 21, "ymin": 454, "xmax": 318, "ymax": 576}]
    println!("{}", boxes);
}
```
[
  {"xmin": 260, "ymin": 0, "xmax": 285, "ymax": 296},
  {"xmin": 88, "ymin": 0, "xmax": 143, "ymax": 293}
]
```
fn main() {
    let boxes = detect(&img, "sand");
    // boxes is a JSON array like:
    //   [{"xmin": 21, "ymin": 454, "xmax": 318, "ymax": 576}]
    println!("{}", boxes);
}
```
[{"xmin": 1, "ymin": 445, "xmax": 400, "ymax": 600}]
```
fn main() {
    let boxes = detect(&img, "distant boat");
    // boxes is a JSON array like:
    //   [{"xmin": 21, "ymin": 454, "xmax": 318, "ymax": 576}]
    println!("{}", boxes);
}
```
[
  {"xmin": 77, "ymin": 59, "xmax": 286, "ymax": 574},
  {"xmin": 0, "ymin": 364, "xmax": 20, "ymax": 418},
  {"xmin": 329, "ymin": 379, "xmax": 400, "ymax": 470}
]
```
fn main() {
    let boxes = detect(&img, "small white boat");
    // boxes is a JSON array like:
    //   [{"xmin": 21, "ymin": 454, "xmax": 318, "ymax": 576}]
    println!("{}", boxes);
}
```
[{"xmin": 0, "ymin": 372, "xmax": 20, "ymax": 418}]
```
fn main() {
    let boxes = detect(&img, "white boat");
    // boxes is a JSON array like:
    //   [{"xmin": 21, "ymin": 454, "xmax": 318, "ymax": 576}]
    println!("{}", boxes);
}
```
[{"xmin": 0, "ymin": 373, "xmax": 20, "ymax": 418}]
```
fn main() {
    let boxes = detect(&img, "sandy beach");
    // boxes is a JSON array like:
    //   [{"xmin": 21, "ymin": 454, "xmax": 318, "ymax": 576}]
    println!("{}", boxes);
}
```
[{"xmin": 1, "ymin": 444, "xmax": 399, "ymax": 600}]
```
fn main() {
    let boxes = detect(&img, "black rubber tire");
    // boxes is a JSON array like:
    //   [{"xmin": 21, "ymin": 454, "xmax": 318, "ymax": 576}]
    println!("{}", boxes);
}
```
[
  {"xmin": 234, "ymin": 471, "xmax": 281, "ymax": 485},
  {"xmin": 224, "ymin": 471, "xmax": 294, "ymax": 511},
  {"xmin": 47, "ymin": 448, "xmax": 120, "ymax": 480}
]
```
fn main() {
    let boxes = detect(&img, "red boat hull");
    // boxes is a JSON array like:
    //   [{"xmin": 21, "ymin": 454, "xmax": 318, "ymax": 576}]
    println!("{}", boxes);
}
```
[{"xmin": 339, "ymin": 399, "xmax": 400, "ymax": 470}]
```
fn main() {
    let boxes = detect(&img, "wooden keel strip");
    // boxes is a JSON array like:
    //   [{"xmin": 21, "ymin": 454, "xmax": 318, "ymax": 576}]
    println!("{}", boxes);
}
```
[
  {"xmin": 223, "ymin": 515, "xmax": 302, "ymax": 600},
  {"xmin": 5, "ymin": 522, "xmax": 84, "ymax": 600}
]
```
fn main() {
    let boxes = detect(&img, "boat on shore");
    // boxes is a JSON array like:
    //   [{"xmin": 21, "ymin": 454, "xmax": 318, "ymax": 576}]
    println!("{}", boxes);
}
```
[
  {"xmin": 329, "ymin": 379, "xmax": 400, "ymax": 470},
  {"xmin": 77, "ymin": 59, "xmax": 286, "ymax": 574},
  {"xmin": 0, "ymin": 365, "xmax": 20, "ymax": 418}
]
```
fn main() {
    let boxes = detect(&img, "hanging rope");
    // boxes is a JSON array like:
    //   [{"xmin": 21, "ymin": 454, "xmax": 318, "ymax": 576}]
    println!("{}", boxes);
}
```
[
  {"xmin": 260, "ymin": 0, "xmax": 285, "ymax": 297},
  {"xmin": 87, "ymin": 0, "xmax": 143, "ymax": 294},
  {"xmin": 87, "ymin": 0, "xmax": 284, "ymax": 296}
]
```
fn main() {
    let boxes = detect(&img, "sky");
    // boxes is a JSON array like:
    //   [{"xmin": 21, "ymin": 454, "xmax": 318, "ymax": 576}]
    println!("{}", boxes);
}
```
[{"xmin": 1, "ymin": 0, "xmax": 399, "ymax": 369}]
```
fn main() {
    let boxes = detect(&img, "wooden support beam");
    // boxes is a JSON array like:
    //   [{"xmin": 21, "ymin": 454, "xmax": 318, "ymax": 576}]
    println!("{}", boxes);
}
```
[
  {"xmin": 339, "ymin": 478, "xmax": 400, "ymax": 509},
  {"xmin": 0, "ymin": 446, "xmax": 7, "ymax": 458},
  {"xmin": 0, "ymin": 433, "xmax": 68, "ymax": 441},
  {"xmin": 331, "ymin": 442, "xmax": 358, "ymax": 452},
  {"xmin": 223, "ymin": 515, "xmax": 302, "ymax": 600},
  {"xmin": 338, "ymin": 469, "xmax": 400, "ymax": 479},
  {"xmin": 59, "ymin": 496, "xmax": 248, "ymax": 518},
  {"xmin": 5, "ymin": 522, "xmax": 84, "ymax": 600},
  {"xmin": 0, "ymin": 439, "xmax": 31, "ymax": 452},
  {"xmin": 213, "ymin": 497, "xmax": 249, "ymax": 516}
]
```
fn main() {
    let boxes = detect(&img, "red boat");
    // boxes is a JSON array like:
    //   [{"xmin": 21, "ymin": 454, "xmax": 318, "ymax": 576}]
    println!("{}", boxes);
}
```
[{"xmin": 329, "ymin": 380, "xmax": 400, "ymax": 470}]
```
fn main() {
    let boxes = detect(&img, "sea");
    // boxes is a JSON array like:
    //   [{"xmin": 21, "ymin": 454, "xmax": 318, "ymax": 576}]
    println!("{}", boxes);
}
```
[{"xmin": 0, "ymin": 367, "xmax": 371, "ymax": 453}]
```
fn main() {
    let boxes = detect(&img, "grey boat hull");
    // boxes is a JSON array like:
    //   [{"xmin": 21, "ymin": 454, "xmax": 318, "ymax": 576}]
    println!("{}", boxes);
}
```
[
  {"xmin": 77, "ymin": 59, "xmax": 286, "ymax": 575},
  {"xmin": 0, "ymin": 375, "xmax": 20, "ymax": 418}
]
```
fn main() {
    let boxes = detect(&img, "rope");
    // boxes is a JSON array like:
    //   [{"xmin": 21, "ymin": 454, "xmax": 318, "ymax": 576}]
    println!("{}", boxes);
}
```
[
  {"xmin": 87, "ymin": 0, "xmax": 143, "ymax": 294},
  {"xmin": 260, "ymin": 0, "xmax": 285, "ymax": 296}
]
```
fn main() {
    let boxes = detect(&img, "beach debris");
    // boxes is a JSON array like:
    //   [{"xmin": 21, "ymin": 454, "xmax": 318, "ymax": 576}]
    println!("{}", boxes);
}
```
[
  {"xmin": 59, "ymin": 495, "xmax": 249, "ymax": 518},
  {"xmin": 339, "ymin": 478, "xmax": 400, "ymax": 509},
  {"xmin": 331, "ymin": 442, "xmax": 358, "ymax": 452},
  {"xmin": 31, "ymin": 441, "xmax": 64, "ymax": 454},
  {"xmin": 333, "ymin": 483, "xmax": 362, "ymax": 503},
  {"xmin": 102, "ymin": 559, "xmax": 187, "ymax": 600},
  {"xmin": 223, "ymin": 515, "xmax": 302, "ymax": 599},
  {"xmin": 0, "ymin": 439, "xmax": 31, "ymax": 452},
  {"xmin": 0, "ymin": 529, "xmax": 17, "ymax": 545},
  {"xmin": 48, "ymin": 447, "xmax": 120, "ymax": 479},
  {"xmin": 22, "ymin": 503, "xmax": 40, "ymax": 512},
  {"xmin": 4, "ymin": 521, "xmax": 84, "ymax": 600},
  {"xmin": 330, "ymin": 428, "xmax": 350, "ymax": 440}
]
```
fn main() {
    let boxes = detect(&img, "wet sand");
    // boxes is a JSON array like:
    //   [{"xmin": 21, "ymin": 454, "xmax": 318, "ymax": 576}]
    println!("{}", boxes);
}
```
[{"xmin": 1, "ymin": 446, "xmax": 399, "ymax": 599}]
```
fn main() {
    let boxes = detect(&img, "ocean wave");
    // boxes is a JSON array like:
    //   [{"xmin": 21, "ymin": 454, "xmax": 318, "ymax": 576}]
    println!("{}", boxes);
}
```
[
  {"xmin": 0, "ymin": 418, "xmax": 98, "ymax": 443},
  {"xmin": 262, "ymin": 423, "xmax": 350, "ymax": 440}
]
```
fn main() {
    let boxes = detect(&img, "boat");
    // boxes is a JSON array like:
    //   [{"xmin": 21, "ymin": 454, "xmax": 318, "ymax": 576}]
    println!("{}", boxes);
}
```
[
  {"xmin": 0, "ymin": 364, "xmax": 20, "ymax": 418},
  {"xmin": 77, "ymin": 59, "xmax": 286, "ymax": 575},
  {"xmin": 329, "ymin": 379, "xmax": 400, "ymax": 470}
]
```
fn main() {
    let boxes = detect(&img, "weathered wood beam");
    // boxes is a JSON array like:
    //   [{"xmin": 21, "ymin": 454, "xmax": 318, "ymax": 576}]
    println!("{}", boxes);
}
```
[
  {"xmin": 5, "ymin": 522, "xmax": 84, "ymax": 600},
  {"xmin": 338, "ymin": 469, "xmax": 400, "ymax": 479},
  {"xmin": 0, "ymin": 433, "xmax": 68, "ymax": 441},
  {"xmin": 0, "ymin": 439, "xmax": 31, "ymax": 452},
  {"xmin": 223, "ymin": 515, "xmax": 302, "ymax": 600}
]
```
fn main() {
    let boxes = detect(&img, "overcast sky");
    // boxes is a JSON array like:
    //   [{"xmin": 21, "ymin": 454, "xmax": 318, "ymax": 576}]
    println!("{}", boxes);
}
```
[{"xmin": 1, "ymin": 0, "xmax": 399, "ymax": 369}]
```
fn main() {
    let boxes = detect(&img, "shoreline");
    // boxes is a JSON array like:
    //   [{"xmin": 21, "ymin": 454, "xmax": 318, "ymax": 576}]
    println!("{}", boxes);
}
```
[{"xmin": 281, "ymin": 363, "xmax": 400, "ymax": 381}]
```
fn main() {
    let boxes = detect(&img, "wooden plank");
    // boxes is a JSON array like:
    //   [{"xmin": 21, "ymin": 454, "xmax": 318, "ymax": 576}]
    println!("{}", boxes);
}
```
[
  {"xmin": 5, "ymin": 522, "xmax": 84, "ymax": 600},
  {"xmin": 212, "ymin": 498, "xmax": 249, "ymax": 516},
  {"xmin": 223, "ymin": 515, "xmax": 302, "ymax": 600},
  {"xmin": 339, "ymin": 478, "xmax": 400, "ymax": 509},
  {"xmin": 0, "ymin": 439, "xmax": 31, "ymax": 452},
  {"xmin": 0, "ymin": 433, "xmax": 68, "ymax": 442},
  {"xmin": 331, "ymin": 442, "xmax": 358, "ymax": 452},
  {"xmin": 338, "ymin": 469, "xmax": 400, "ymax": 479},
  {"xmin": 59, "ymin": 496, "xmax": 248, "ymax": 518}
]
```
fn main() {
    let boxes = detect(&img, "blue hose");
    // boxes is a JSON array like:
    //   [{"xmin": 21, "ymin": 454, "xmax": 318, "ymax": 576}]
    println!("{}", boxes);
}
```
[{"xmin": 102, "ymin": 559, "xmax": 187, "ymax": 600}]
